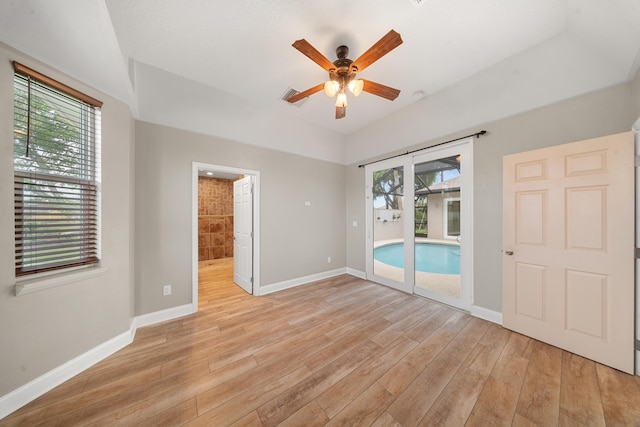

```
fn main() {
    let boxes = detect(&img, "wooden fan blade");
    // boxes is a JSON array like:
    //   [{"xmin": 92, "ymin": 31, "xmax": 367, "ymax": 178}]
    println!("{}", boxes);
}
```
[
  {"xmin": 292, "ymin": 39, "xmax": 335, "ymax": 71},
  {"xmin": 361, "ymin": 79, "xmax": 401, "ymax": 101},
  {"xmin": 352, "ymin": 30, "xmax": 403, "ymax": 73},
  {"xmin": 286, "ymin": 83, "xmax": 324, "ymax": 103},
  {"xmin": 335, "ymin": 106, "xmax": 346, "ymax": 119}
]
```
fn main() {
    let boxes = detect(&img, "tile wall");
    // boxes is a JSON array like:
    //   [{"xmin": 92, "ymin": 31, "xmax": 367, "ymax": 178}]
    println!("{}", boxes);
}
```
[{"xmin": 198, "ymin": 176, "xmax": 234, "ymax": 260}]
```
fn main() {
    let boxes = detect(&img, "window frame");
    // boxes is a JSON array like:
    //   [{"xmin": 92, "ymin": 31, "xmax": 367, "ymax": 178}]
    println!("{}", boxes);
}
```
[
  {"xmin": 443, "ymin": 196, "xmax": 461, "ymax": 239},
  {"xmin": 13, "ymin": 61, "xmax": 102, "ymax": 279}
]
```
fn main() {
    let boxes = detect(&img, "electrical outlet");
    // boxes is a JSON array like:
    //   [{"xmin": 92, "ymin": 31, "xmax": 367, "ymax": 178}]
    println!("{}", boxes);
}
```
[
  {"xmin": 163, "ymin": 285, "xmax": 171, "ymax": 296},
  {"xmin": 327, "ymin": 256, "xmax": 332, "ymax": 263}
]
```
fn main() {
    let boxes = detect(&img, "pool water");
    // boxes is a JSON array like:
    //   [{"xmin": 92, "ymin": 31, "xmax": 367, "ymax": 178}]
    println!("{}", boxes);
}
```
[{"xmin": 374, "ymin": 242, "xmax": 460, "ymax": 274}]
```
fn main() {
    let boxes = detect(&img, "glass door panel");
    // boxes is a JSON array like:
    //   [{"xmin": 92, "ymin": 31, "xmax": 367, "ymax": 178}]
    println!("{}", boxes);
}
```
[
  {"xmin": 413, "ymin": 143, "xmax": 470, "ymax": 310},
  {"xmin": 372, "ymin": 165, "xmax": 404, "ymax": 283},
  {"xmin": 365, "ymin": 157, "xmax": 413, "ymax": 294}
]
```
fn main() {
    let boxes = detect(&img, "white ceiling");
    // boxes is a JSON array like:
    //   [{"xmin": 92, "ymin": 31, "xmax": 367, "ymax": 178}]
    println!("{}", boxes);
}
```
[{"xmin": 1, "ymin": 0, "xmax": 639, "ymax": 164}]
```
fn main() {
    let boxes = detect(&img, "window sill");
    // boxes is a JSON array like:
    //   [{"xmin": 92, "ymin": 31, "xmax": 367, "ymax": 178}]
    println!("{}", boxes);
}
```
[{"xmin": 14, "ymin": 266, "xmax": 108, "ymax": 296}]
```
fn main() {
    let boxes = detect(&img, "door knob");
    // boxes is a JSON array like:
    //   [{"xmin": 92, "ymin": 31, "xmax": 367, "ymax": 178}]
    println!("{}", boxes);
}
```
[{"xmin": 505, "ymin": 249, "xmax": 514, "ymax": 256}]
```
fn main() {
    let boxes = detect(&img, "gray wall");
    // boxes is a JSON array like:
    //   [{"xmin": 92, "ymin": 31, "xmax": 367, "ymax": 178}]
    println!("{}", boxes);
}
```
[
  {"xmin": 346, "ymin": 82, "xmax": 634, "ymax": 313},
  {"xmin": 0, "ymin": 43, "xmax": 135, "ymax": 395},
  {"xmin": 633, "ymin": 67, "xmax": 640, "ymax": 124},
  {"xmin": 134, "ymin": 122, "xmax": 346, "ymax": 315}
]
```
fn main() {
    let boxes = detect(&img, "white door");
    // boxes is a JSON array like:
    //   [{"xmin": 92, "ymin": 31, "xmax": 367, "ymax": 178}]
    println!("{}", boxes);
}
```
[
  {"xmin": 503, "ymin": 132, "xmax": 634, "ymax": 373},
  {"xmin": 234, "ymin": 176, "xmax": 253, "ymax": 294}
]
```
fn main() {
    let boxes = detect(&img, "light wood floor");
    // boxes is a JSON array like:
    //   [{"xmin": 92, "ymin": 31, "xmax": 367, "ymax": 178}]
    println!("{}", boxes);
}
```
[{"xmin": 3, "ymin": 258, "xmax": 640, "ymax": 426}]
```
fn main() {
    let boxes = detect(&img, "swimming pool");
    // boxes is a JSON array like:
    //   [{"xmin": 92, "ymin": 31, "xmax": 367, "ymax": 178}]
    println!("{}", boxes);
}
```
[{"xmin": 374, "ymin": 242, "xmax": 460, "ymax": 274}]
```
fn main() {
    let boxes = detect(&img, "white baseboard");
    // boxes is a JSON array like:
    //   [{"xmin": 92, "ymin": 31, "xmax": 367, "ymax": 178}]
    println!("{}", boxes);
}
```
[
  {"xmin": 470, "ymin": 305, "xmax": 503, "ymax": 325},
  {"xmin": 134, "ymin": 303, "xmax": 195, "ymax": 329},
  {"xmin": 257, "ymin": 268, "xmax": 347, "ymax": 296},
  {"xmin": 0, "ymin": 303, "xmax": 196, "ymax": 420},
  {"xmin": 0, "ymin": 329, "xmax": 133, "ymax": 420},
  {"xmin": 345, "ymin": 268, "xmax": 366, "ymax": 279}
]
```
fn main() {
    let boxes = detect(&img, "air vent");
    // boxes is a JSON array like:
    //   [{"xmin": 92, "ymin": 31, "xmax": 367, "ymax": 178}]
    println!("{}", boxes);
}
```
[{"xmin": 281, "ymin": 88, "xmax": 308, "ymax": 107}]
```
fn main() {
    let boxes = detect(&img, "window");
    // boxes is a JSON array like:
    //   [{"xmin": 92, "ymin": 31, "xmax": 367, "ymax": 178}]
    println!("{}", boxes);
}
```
[
  {"xmin": 444, "ymin": 197, "xmax": 461, "ymax": 238},
  {"xmin": 13, "ymin": 62, "xmax": 102, "ymax": 277}
]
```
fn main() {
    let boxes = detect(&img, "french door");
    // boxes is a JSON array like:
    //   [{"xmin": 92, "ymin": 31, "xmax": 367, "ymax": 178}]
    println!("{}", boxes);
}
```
[
  {"xmin": 365, "ymin": 139, "xmax": 473, "ymax": 310},
  {"xmin": 365, "ymin": 157, "xmax": 414, "ymax": 293}
]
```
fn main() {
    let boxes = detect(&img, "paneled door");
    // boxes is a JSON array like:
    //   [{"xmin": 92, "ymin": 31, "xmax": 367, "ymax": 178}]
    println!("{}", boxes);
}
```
[
  {"xmin": 234, "ymin": 176, "xmax": 253, "ymax": 294},
  {"xmin": 503, "ymin": 132, "xmax": 634, "ymax": 373}
]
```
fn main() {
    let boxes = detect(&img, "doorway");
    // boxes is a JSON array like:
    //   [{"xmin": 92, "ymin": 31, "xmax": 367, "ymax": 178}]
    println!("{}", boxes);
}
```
[
  {"xmin": 191, "ymin": 163, "xmax": 260, "ymax": 312},
  {"xmin": 502, "ymin": 132, "xmax": 634, "ymax": 373},
  {"xmin": 365, "ymin": 138, "xmax": 473, "ymax": 310}
]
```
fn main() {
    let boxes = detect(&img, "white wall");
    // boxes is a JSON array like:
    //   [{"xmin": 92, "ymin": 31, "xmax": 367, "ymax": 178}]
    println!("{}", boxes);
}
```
[
  {"xmin": 373, "ymin": 218, "xmax": 404, "ymax": 242},
  {"xmin": 346, "ymin": 81, "xmax": 635, "ymax": 313},
  {"xmin": 0, "ymin": 43, "xmax": 135, "ymax": 396},
  {"xmin": 134, "ymin": 122, "xmax": 346, "ymax": 315}
]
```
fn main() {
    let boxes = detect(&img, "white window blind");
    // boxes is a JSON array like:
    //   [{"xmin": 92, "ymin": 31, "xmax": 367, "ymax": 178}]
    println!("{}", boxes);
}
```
[{"xmin": 13, "ymin": 62, "xmax": 102, "ymax": 277}]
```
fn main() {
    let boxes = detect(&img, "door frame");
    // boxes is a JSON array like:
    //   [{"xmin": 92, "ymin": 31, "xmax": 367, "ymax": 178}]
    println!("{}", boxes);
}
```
[
  {"xmin": 635, "ymin": 128, "xmax": 640, "ymax": 374},
  {"xmin": 191, "ymin": 162, "xmax": 261, "ymax": 312},
  {"xmin": 365, "ymin": 138, "xmax": 473, "ymax": 310}
]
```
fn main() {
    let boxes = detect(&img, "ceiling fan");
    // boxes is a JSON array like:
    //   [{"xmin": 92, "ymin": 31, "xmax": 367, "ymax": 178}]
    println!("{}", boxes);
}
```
[{"xmin": 286, "ymin": 30, "xmax": 403, "ymax": 119}]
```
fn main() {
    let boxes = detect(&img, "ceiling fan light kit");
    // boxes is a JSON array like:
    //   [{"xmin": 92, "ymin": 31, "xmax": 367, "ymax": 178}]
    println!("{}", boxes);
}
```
[
  {"xmin": 348, "ymin": 78, "xmax": 364, "ymax": 96},
  {"xmin": 335, "ymin": 89, "xmax": 348, "ymax": 107},
  {"xmin": 324, "ymin": 80, "xmax": 339, "ymax": 97},
  {"xmin": 287, "ymin": 29, "xmax": 403, "ymax": 119}
]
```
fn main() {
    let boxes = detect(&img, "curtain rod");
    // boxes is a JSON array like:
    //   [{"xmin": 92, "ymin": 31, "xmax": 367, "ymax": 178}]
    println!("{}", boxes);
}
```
[{"xmin": 357, "ymin": 130, "xmax": 487, "ymax": 168}]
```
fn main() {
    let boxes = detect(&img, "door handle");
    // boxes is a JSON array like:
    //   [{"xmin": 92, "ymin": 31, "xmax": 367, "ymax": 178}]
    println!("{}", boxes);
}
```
[{"xmin": 504, "ymin": 249, "xmax": 514, "ymax": 256}]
